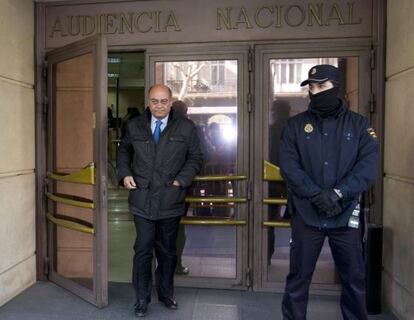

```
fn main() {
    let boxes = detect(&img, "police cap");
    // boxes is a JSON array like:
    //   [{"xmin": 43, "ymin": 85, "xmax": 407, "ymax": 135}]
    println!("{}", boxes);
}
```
[{"xmin": 300, "ymin": 64, "xmax": 339, "ymax": 87}]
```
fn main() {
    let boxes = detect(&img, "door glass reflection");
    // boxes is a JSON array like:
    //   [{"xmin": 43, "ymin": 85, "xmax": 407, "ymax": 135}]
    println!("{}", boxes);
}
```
[
  {"xmin": 266, "ymin": 57, "xmax": 359, "ymax": 285},
  {"xmin": 156, "ymin": 60, "xmax": 239, "ymax": 279}
]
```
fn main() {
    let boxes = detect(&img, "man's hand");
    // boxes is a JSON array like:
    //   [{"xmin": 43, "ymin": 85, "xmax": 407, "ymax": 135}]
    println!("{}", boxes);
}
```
[
  {"xmin": 123, "ymin": 176, "xmax": 137, "ymax": 189},
  {"xmin": 311, "ymin": 189, "xmax": 342, "ymax": 217}
]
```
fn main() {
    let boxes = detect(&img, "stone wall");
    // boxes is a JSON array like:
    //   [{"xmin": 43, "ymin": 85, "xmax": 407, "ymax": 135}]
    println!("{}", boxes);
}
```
[
  {"xmin": 0, "ymin": 0, "xmax": 36, "ymax": 306},
  {"xmin": 383, "ymin": 1, "xmax": 414, "ymax": 318}
]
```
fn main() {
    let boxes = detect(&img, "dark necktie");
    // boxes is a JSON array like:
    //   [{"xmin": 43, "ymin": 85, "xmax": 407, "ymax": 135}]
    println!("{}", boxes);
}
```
[{"xmin": 153, "ymin": 120, "xmax": 162, "ymax": 144}]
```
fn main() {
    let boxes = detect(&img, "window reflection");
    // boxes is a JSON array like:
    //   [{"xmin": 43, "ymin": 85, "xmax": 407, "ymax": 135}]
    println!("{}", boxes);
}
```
[
  {"xmin": 156, "ymin": 60, "xmax": 238, "ymax": 218},
  {"xmin": 156, "ymin": 60, "xmax": 239, "ymax": 280}
]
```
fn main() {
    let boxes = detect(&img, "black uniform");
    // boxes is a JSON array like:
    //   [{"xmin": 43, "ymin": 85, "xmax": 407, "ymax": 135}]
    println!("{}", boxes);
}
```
[
  {"xmin": 117, "ymin": 108, "xmax": 203, "ymax": 302},
  {"xmin": 280, "ymin": 101, "xmax": 378, "ymax": 320}
]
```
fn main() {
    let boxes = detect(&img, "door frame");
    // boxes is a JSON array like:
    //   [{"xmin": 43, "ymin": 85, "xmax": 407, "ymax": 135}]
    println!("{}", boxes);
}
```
[
  {"xmin": 35, "ymin": 37, "xmax": 381, "ymax": 298},
  {"xmin": 252, "ymin": 40, "xmax": 373, "ymax": 293},
  {"xmin": 33, "ymin": 0, "xmax": 386, "ymax": 304},
  {"xmin": 45, "ymin": 35, "xmax": 108, "ymax": 307},
  {"xmin": 146, "ymin": 45, "xmax": 251, "ymax": 289}
]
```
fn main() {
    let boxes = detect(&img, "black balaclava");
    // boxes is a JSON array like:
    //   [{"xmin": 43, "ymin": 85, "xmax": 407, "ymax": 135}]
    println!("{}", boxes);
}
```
[{"xmin": 309, "ymin": 86, "xmax": 340, "ymax": 117}]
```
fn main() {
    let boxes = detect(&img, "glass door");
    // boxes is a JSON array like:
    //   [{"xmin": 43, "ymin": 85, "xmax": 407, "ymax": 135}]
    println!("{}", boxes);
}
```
[
  {"xmin": 253, "ymin": 45, "xmax": 372, "ymax": 292},
  {"xmin": 45, "ymin": 35, "xmax": 108, "ymax": 307},
  {"xmin": 148, "ymin": 48, "xmax": 250, "ymax": 288},
  {"xmin": 146, "ymin": 44, "xmax": 372, "ymax": 293}
]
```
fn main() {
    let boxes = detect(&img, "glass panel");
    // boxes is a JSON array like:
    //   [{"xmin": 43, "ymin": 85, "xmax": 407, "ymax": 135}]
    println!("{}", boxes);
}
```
[
  {"xmin": 178, "ymin": 224, "xmax": 236, "ymax": 279},
  {"xmin": 265, "ymin": 57, "xmax": 359, "ymax": 284},
  {"xmin": 52, "ymin": 54, "xmax": 95, "ymax": 290},
  {"xmin": 156, "ymin": 60, "xmax": 239, "ymax": 279}
]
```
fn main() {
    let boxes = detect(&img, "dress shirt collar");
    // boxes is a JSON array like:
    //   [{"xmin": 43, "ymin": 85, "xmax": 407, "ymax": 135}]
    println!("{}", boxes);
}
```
[{"xmin": 151, "ymin": 114, "xmax": 169, "ymax": 133}]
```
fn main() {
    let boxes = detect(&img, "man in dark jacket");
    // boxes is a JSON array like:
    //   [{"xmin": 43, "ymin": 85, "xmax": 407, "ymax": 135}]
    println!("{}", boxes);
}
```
[
  {"xmin": 280, "ymin": 65, "xmax": 378, "ymax": 320},
  {"xmin": 117, "ymin": 84, "xmax": 203, "ymax": 317}
]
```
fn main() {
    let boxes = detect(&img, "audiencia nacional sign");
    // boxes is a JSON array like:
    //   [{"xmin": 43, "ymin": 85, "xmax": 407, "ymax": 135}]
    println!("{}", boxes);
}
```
[{"xmin": 42, "ymin": 0, "xmax": 372, "ymax": 48}]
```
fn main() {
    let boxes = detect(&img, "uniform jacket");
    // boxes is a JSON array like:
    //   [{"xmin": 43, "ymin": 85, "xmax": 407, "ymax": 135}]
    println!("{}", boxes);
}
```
[
  {"xmin": 117, "ymin": 108, "xmax": 203, "ymax": 220},
  {"xmin": 279, "ymin": 101, "xmax": 379, "ymax": 228}
]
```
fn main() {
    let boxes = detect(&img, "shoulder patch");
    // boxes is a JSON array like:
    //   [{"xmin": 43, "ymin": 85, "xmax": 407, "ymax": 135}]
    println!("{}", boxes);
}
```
[{"xmin": 367, "ymin": 128, "xmax": 377, "ymax": 139}]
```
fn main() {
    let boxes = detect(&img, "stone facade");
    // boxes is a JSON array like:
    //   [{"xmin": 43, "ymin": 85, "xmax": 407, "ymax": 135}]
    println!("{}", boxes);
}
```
[
  {"xmin": 383, "ymin": 0, "xmax": 414, "ymax": 318},
  {"xmin": 0, "ymin": 0, "xmax": 36, "ymax": 306}
]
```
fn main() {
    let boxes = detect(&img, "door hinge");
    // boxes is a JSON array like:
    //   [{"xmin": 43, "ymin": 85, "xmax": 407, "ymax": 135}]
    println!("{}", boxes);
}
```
[
  {"xmin": 370, "ymin": 49, "xmax": 376, "ymax": 70},
  {"xmin": 245, "ymin": 268, "xmax": 252, "ymax": 287},
  {"xmin": 369, "ymin": 92, "xmax": 376, "ymax": 114},
  {"xmin": 44, "ymin": 256, "xmax": 50, "ymax": 276},
  {"xmin": 248, "ymin": 48, "xmax": 253, "ymax": 72},
  {"xmin": 247, "ymin": 92, "xmax": 253, "ymax": 113},
  {"xmin": 42, "ymin": 61, "xmax": 48, "ymax": 78},
  {"xmin": 43, "ymin": 96, "xmax": 49, "ymax": 115}
]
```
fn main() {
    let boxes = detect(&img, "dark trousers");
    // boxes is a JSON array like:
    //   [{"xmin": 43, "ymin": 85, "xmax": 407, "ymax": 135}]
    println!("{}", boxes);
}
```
[
  {"xmin": 282, "ymin": 213, "xmax": 367, "ymax": 320},
  {"xmin": 132, "ymin": 215, "xmax": 181, "ymax": 302}
]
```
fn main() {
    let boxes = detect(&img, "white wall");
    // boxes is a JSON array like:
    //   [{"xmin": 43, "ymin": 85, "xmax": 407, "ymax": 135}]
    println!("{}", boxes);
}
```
[
  {"xmin": 383, "ymin": 1, "xmax": 414, "ymax": 318},
  {"xmin": 0, "ymin": 0, "xmax": 36, "ymax": 306}
]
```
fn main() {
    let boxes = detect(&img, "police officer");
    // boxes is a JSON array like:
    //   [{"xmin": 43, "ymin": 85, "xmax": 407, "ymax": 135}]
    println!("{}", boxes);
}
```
[{"xmin": 280, "ymin": 65, "xmax": 379, "ymax": 320}]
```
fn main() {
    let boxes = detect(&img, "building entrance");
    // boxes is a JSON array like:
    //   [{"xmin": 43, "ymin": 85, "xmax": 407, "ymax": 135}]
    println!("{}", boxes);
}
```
[
  {"xmin": 42, "ymin": 35, "xmax": 374, "ymax": 307},
  {"xmin": 46, "ymin": 37, "xmax": 370, "ymax": 306},
  {"xmin": 35, "ymin": 0, "xmax": 384, "ymax": 310}
]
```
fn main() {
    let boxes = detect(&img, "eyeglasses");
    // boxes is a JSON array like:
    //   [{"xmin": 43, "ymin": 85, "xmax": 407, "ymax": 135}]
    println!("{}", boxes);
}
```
[{"xmin": 149, "ymin": 98, "xmax": 170, "ymax": 106}]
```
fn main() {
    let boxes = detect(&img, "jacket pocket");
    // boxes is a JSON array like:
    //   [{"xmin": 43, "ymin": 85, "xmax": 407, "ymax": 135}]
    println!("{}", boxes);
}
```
[
  {"xmin": 132, "ymin": 135, "xmax": 150, "ymax": 152},
  {"xmin": 168, "ymin": 135, "xmax": 186, "ymax": 151},
  {"xmin": 128, "ymin": 183, "xmax": 149, "ymax": 212},
  {"xmin": 159, "ymin": 185, "xmax": 186, "ymax": 210},
  {"xmin": 165, "ymin": 135, "xmax": 187, "ymax": 170},
  {"xmin": 169, "ymin": 135, "xmax": 186, "ymax": 143}
]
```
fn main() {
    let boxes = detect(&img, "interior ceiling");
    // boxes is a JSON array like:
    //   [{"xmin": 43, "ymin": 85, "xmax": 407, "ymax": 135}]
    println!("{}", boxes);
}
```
[{"xmin": 108, "ymin": 52, "xmax": 145, "ymax": 88}]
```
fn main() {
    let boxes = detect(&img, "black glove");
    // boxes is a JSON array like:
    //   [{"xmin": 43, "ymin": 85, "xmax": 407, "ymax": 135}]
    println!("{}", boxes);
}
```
[{"xmin": 311, "ymin": 189, "xmax": 342, "ymax": 217}]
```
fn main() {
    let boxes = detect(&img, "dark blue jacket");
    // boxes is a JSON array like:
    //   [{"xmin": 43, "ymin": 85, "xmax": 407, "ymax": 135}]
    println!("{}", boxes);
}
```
[{"xmin": 279, "ymin": 101, "xmax": 379, "ymax": 228}]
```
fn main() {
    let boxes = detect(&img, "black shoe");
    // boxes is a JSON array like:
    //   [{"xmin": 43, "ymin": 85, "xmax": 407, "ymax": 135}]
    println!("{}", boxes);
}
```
[
  {"xmin": 158, "ymin": 296, "xmax": 178, "ymax": 310},
  {"xmin": 134, "ymin": 299, "xmax": 148, "ymax": 317},
  {"xmin": 175, "ymin": 266, "xmax": 190, "ymax": 275}
]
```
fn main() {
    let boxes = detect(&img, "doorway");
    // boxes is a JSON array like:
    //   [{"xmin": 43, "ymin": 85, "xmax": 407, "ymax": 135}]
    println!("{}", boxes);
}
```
[
  {"xmin": 107, "ymin": 49, "xmax": 250, "ymax": 289},
  {"xmin": 106, "ymin": 52, "xmax": 146, "ymax": 283},
  {"xmin": 44, "ymin": 38, "xmax": 374, "ymax": 307}
]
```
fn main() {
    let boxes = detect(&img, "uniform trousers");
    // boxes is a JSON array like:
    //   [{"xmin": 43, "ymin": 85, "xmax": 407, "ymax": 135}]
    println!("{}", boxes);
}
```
[
  {"xmin": 282, "ymin": 213, "xmax": 367, "ymax": 320},
  {"xmin": 132, "ymin": 215, "xmax": 181, "ymax": 302}
]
